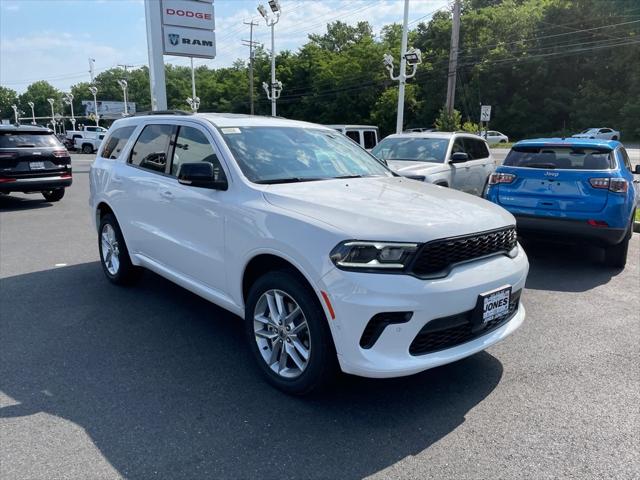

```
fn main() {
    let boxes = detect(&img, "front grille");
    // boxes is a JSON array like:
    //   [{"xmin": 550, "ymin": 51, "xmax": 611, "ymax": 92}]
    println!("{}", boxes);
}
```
[
  {"xmin": 409, "ymin": 290, "xmax": 521, "ymax": 356},
  {"xmin": 410, "ymin": 226, "xmax": 517, "ymax": 278}
]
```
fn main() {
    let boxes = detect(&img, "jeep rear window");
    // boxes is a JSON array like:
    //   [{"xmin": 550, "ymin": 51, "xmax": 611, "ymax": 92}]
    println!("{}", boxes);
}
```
[
  {"xmin": 504, "ymin": 146, "xmax": 614, "ymax": 170},
  {"xmin": 0, "ymin": 132, "xmax": 61, "ymax": 148}
]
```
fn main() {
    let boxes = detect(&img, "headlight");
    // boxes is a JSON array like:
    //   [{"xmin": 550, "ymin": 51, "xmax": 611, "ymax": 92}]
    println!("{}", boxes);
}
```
[{"xmin": 330, "ymin": 241, "xmax": 418, "ymax": 271}]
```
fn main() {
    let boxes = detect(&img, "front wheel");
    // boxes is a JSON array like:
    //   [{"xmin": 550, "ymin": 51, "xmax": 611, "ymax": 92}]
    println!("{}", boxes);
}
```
[
  {"xmin": 245, "ymin": 270, "xmax": 338, "ymax": 395},
  {"xmin": 42, "ymin": 189, "xmax": 65, "ymax": 202}
]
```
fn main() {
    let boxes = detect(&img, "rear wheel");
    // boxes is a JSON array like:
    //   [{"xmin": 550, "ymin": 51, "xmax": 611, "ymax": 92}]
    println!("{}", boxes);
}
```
[
  {"xmin": 82, "ymin": 144, "xmax": 93, "ymax": 154},
  {"xmin": 245, "ymin": 270, "xmax": 338, "ymax": 395},
  {"xmin": 612, "ymin": 136, "xmax": 618, "ymax": 141},
  {"xmin": 98, "ymin": 213, "xmax": 139, "ymax": 285},
  {"xmin": 42, "ymin": 189, "xmax": 65, "ymax": 202},
  {"xmin": 604, "ymin": 217, "xmax": 632, "ymax": 268}
]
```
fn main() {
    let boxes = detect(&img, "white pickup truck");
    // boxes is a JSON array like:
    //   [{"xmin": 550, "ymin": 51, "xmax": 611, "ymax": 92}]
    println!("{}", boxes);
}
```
[{"xmin": 65, "ymin": 126, "xmax": 107, "ymax": 153}]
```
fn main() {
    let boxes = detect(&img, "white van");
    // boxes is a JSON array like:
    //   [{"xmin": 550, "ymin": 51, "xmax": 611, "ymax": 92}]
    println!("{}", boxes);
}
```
[{"xmin": 327, "ymin": 124, "xmax": 379, "ymax": 151}]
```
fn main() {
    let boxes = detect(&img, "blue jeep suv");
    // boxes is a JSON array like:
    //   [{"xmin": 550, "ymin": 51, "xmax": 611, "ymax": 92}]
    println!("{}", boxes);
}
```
[{"xmin": 485, "ymin": 138, "xmax": 638, "ymax": 267}]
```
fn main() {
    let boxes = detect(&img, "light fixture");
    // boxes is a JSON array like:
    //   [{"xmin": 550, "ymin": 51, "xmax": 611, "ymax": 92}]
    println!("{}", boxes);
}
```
[
  {"xmin": 257, "ymin": 4, "xmax": 268, "ymax": 19},
  {"xmin": 404, "ymin": 47, "xmax": 422, "ymax": 66},
  {"xmin": 268, "ymin": 0, "xmax": 280, "ymax": 13}
]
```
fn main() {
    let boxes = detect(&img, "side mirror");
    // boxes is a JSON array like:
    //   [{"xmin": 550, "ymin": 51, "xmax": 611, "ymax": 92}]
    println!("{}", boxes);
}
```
[
  {"xmin": 178, "ymin": 162, "xmax": 228, "ymax": 190},
  {"xmin": 634, "ymin": 164, "xmax": 640, "ymax": 175},
  {"xmin": 450, "ymin": 152, "xmax": 469, "ymax": 163}
]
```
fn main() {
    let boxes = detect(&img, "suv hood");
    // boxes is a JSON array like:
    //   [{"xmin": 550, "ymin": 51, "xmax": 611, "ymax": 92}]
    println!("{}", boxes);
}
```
[
  {"xmin": 262, "ymin": 177, "xmax": 514, "ymax": 242},
  {"xmin": 386, "ymin": 160, "xmax": 446, "ymax": 177}
]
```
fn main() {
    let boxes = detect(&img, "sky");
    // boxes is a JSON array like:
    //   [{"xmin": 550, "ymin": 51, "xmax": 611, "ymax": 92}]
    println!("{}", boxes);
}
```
[{"xmin": 0, "ymin": 0, "xmax": 449, "ymax": 93}]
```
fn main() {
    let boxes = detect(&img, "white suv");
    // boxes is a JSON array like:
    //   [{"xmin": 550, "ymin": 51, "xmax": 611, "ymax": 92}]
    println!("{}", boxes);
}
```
[
  {"xmin": 371, "ymin": 132, "xmax": 495, "ymax": 196},
  {"xmin": 90, "ymin": 112, "xmax": 529, "ymax": 394}
]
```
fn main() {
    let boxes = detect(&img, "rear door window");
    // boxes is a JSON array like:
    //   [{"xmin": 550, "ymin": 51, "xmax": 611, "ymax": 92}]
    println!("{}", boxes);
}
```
[
  {"xmin": 363, "ymin": 130, "xmax": 377, "ymax": 149},
  {"xmin": 101, "ymin": 126, "xmax": 136, "ymax": 159},
  {"xmin": 0, "ymin": 132, "xmax": 61, "ymax": 148},
  {"xmin": 504, "ymin": 146, "xmax": 614, "ymax": 170},
  {"xmin": 129, "ymin": 124, "xmax": 176, "ymax": 174}
]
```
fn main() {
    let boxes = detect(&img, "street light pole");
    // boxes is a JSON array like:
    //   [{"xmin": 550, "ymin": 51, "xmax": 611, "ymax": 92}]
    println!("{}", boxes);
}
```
[
  {"xmin": 27, "ymin": 102, "xmax": 36, "ymax": 125},
  {"xmin": 64, "ymin": 93, "xmax": 76, "ymax": 131},
  {"xmin": 11, "ymin": 104, "xmax": 19, "ymax": 124},
  {"xmin": 383, "ymin": 0, "xmax": 422, "ymax": 134},
  {"xmin": 89, "ymin": 86, "xmax": 99, "ymax": 127},
  {"xmin": 47, "ymin": 98, "xmax": 56, "ymax": 135},
  {"xmin": 258, "ymin": 1, "xmax": 282, "ymax": 116},
  {"xmin": 117, "ymin": 79, "xmax": 129, "ymax": 116}
]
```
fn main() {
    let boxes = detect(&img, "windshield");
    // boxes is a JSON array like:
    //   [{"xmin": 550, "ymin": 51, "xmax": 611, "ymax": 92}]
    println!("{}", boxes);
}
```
[
  {"xmin": 370, "ymin": 137, "xmax": 448, "ymax": 163},
  {"xmin": 220, "ymin": 126, "xmax": 391, "ymax": 184},
  {"xmin": 0, "ymin": 132, "xmax": 61, "ymax": 148},
  {"xmin": 580, "ymin": 128, "xmax": 598, "ymax": 134},
  {"xmin": 504, "ymin": 146, "xmax": 614, "ymax": 170}
]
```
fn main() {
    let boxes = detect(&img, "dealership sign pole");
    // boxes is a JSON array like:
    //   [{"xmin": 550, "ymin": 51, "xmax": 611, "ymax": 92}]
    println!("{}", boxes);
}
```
[{"xmin": 145, "ymin": 0, "xmax": 215, "ymax": 111}]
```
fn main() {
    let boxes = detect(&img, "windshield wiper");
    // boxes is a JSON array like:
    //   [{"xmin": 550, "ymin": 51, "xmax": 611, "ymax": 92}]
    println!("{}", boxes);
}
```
[{"xmin": 254, "ymin": 177, "xmax": 326, "ymax": 185}]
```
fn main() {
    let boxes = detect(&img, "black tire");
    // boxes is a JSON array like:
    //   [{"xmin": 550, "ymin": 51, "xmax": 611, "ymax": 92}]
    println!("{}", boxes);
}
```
[
  {"xmin": 42, "ymin": 189, "xmax": 65, "ymax": 202},
  {"xmin": 244, "ymin": 270, "xmax": 338, "ymax": 395},
  {"xmin": 82, "ymin": 144, "xmax": 93, "ymax": 154},
  {"xmin": 604, "ymin": 217, "xmax": 632, "ymax": 268},
  {"xmin": 499, "ymin": 139, "xmax": 507, "ymax": 143},
  {"xmin": 98, "ymin": 213, "xmax": 140, "ymax": 285},
  {"xmin": 612, "ymin": 136, "xmax": 618, "ymax": 141}
]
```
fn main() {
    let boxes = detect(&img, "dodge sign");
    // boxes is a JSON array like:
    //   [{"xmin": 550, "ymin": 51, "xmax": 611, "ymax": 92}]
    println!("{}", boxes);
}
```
[{"xmin": 162, "ymin": 0, "xmax": 215, "ymax": 30}]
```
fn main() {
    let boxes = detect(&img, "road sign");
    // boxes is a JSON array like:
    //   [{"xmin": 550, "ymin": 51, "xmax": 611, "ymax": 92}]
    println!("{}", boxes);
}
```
[{"xmin": 480, "ymin": 105, "xmax": 492, "ymax": 122}]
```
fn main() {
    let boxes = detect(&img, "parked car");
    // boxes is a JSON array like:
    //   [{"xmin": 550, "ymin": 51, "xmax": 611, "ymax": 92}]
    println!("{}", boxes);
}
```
[
  {"xmin": 74, "ymin": 133, "xmax": 105, "ymax": 154},
  {"xmin": 66, "ymin": 125, "xmax": 108, "ymax": 152},
  {"xmin": 572, "ymin": 128, "xmax": 620, "ymax": 141},
  {"xmin": 485, "ymin": 138, "xmax": 638, "ymax": 267},
  {"xmin": 483, "ymin": 130, "xmax": 509, "ymax": 145},
  {"xmin": 326, "ymin": 124, "xmax": 379, "ymax": 151},
  {"xmin": 0, "ymin": 124, "xmax": 72, "ymax": 201},
  {"xmin": 370, "ymin": 132, "xmax": 495, "ymax": 196},
  {"xmin": 90, "ymin": 112, "xmax": 529, "ymax": 394}
]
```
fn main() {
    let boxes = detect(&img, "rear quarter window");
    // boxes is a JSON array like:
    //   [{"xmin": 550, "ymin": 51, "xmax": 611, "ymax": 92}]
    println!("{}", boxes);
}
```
[
  {"xmin": 101, "ymin": 126, "xmax": 136, "ymax": 159},
  {"xmin": 504, "ymin": 146, "xmax": 614, "ymax": 170}
]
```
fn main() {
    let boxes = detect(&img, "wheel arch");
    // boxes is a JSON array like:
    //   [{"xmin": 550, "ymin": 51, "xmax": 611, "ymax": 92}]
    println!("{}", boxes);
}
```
[{"xmin": 95, "ymin": 201, "xmax": 115, "ymax": 232}]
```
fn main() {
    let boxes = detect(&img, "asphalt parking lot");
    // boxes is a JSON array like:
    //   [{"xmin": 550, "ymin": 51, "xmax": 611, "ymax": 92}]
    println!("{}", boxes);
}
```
[{"xmin": 1, "ymin": 154, "xmax": 638, "ymax": 480}]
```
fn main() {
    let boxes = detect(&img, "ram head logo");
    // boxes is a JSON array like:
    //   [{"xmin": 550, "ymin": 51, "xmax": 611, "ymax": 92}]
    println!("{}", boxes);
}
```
[{"xmin": 168, "ymin": 34, "xmax": 180, "ymax": 46}]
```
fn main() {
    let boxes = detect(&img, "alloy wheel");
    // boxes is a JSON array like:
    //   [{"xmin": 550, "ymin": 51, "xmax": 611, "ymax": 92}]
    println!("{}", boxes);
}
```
[
  {"xmin": 253, "ymin": 289, "xmax": 311, "ymax": 378},
  {"xmin": 101, "ymin": 223, "xmax": 120, "ymax": 275}
]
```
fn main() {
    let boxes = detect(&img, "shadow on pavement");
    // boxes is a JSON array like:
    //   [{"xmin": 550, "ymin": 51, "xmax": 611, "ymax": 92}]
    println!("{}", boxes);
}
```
[
  {"xmin": 0, "ymin": 194, "xmax": 53, "ymax": 212},
  {"xmin": 0, "ymin": 262, "xmax": 503, "ymax": 480},
  {"xmin": 522, "ymin": 237, "xmax": 624, "ymax": 292}
]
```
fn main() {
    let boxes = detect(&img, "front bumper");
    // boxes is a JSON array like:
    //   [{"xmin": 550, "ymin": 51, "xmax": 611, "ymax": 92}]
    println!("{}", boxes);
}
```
[
  {"xmin": 320, "ymin": 246, "xmax": 529, "ymax": 378},
  {"xmin": 515, "ymin": 214, "xmax": 626, "ymax": 246},
  {"xmin": 0, "ymin": 175, "xmax": 72, "ymax": 193}
]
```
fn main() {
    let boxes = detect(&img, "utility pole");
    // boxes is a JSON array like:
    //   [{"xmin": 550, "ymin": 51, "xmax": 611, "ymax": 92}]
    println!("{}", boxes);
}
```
[
  {"xmin": 445, "ymin": 0, "xmax": 461, "ymax": 115},
  {"xmin": 243, "ymin": 19, "xmax": 260, "ymax": 115},
  {"xmin": 118, "ymin": 64, "xmax": 135, "ymax": 75}
]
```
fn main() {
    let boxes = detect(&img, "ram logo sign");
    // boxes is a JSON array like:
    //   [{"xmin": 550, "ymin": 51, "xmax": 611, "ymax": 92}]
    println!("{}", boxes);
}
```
[{"xmin": 163, "ymin": 25, "xmax": 216, "ymax": 58}]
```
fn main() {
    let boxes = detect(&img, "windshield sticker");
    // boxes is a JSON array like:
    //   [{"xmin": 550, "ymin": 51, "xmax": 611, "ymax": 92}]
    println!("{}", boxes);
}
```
[{"xmin": 221, "ymin": 127, "xmax": 241, "ymax": 134}]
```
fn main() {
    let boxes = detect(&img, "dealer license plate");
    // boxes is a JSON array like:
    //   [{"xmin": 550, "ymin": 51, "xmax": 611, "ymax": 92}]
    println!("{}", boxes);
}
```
[
  {"xmin": 30, "ymin": 161, "xmax": 45, "ymax": 170},
  {"xmin": 480, "ymin": 286, "xmax": 511, "ymax": 324}
]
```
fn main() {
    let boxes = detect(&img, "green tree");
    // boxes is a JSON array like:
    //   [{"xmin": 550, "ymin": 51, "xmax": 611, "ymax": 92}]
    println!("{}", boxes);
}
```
[
  {"xmin": 435, "ymin": 108, "xmax": 462, "ymax": 131},
  {"xmin": 0, "ymin": 86, "xmax": 18, "ymax": 120},
  {"xmin": 18, "ymin": 81, "xmax": 61, "ymax": 119}
]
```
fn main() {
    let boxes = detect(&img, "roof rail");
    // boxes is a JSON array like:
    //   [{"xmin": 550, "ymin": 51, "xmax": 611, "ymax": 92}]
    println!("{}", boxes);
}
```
[{"xmin": 134, "ymin": 110, "xmax": 193, "ymax": 116}]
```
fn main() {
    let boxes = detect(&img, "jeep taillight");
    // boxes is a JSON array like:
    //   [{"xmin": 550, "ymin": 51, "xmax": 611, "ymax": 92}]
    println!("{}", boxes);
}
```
[
  {"xmin": 488, "ymin": 173, "xmax": 516, "ymax": 185},
  {"xmin": 52, "ymin": 149, "xmax": 69, "ymax": 158},
  {"xmin": 589, "ymin": 178, "xmax": 628, "ymax": 193},
  {"xmin": 0, "ymin": 152, "xmax": 17, "ymax": 159}
]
